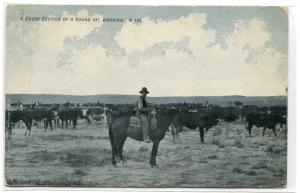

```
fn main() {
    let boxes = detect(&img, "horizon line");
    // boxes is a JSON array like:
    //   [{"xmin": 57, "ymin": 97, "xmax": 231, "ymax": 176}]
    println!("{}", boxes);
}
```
[{"xmin": 5, "ymin": 93, "xmax": 288, "ymax": 98}]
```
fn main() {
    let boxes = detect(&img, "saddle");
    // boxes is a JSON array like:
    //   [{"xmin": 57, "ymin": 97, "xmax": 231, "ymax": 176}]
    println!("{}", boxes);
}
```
[
  {"xmin": 129, "ymin": 114, "xmax": 157, "ymax": 130},
  {"xmin": 129, "ymin": 116, "xmax": 142, "ymax": 129},
  {"xmin": 128, "ymin": 110, "xmax": 157, "ymax": 140}
]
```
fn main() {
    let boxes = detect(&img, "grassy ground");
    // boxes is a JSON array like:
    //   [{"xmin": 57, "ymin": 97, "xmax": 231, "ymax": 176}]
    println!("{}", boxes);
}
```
[{"xmin": 5, "ymin": 119, "xmax": 287, "ymax": 187}]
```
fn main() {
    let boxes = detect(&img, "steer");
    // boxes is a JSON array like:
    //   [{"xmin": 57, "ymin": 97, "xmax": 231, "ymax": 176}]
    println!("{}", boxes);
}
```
[
  {"xmin": 5, "ymin": 110, "xmax": 32, "ymax": 137},
  {"xmin": 58, "ymin": 108, "xmax": 80, "ymax": 129},
  {"xmin": 27, "ymin": 108, "xmax": 54, "ymax": 131},
  {"xmin": 176, "ymin": 111, "xmax": 219, "ymax": 143},
  {"xmin": 245, "ymin": 112, "xmax": 286, "ymax": 136}
]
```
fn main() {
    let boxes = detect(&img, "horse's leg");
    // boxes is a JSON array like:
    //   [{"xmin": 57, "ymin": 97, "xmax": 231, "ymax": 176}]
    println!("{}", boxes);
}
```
[
  {"xmin": 118, "ymin": 138, "xmax": 126, "ymax": 161},
  {"xmin": 153, "ymin": 141, "xmax": 160, "ymax": 166},
  {"xmin": 108, "ymin": 128, "xmax": 116, "ymax": 165},
  {"xmin": 199, "ymin": 127, "xmax": 204, "ymax": 143},
  {"xmin": 150, "ymin": 141, "xmax": 160, "ymax": 166},
  {"xmin": 112, "ymin": 143, "xmax": 117, "ymax": 165}
]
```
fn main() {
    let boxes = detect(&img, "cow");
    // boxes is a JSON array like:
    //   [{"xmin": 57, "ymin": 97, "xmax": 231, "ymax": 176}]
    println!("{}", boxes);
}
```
[
  {"xmin": 58, "ymin": 108, "xmax": 80, "ymax": 129},
  {"xmin": 27, "ymin": 108, "xmax": 55, "ymax": 131},
  {"xmin": 80, "ymin": 108, "xmax": 94, "ymax": 125},
  {"xmin": 169, "ymin": 121, "xmax": 182, "ymax": 143},
  {"xmin": 5, "ymin": 110, "xmax": 32, "ymax": 137},
  {"xmin": 240, "ymin": 105, "xmax": 260, "ymax": 120},
  {"xmin": 176, "ymin": 111, "xmax": 219, "ymax": 143},
  {"xmin": 98, "ymin": 108, "xmax": 113, "ymax": 129},
  {"xmin": 245, "ymin": 112, "xmax": 286, "ymax": 136},
  {"xmin": 52, "ymin": 110, "xmax": 60, "ymax": 128}
]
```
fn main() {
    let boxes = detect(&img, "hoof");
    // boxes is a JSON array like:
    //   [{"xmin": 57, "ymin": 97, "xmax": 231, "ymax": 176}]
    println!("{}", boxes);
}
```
[{"xmin": 149, "ymin": 160, "xmax": 157, "ymax": 167}]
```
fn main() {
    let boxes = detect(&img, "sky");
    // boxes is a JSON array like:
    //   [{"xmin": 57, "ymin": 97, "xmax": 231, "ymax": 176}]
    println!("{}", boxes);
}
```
[{"xmin": 5, "ymin": 5, "xmax": 288, "ymax": 96}]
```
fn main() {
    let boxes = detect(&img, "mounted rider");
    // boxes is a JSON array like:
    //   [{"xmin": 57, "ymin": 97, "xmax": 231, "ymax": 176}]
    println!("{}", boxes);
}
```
[{"xmin": 136, "ymin": 87, "xmax": 151, "ymax": 142}]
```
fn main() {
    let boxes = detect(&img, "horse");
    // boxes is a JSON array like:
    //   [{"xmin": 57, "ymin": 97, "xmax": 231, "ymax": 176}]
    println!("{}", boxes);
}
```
[{"xmin": 108, "ymin": 108, "xmax": 178, "ymax": 166}]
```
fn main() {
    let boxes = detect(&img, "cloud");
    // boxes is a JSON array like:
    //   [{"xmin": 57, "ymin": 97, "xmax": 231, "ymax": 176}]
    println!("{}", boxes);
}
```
[
  {"xmin": 5, "ymin": 10, "xmax": 287, "ymax": 96},
  {"xmin": 112, "ymin": 15, "xmax": 287, "ymax": 96},
  {"xmin": 114, "ymin": 13, "xmax": 216, "ymax": 53},
  {"xmin": 6, "ymin": 10, "xmax": 104, "ymax": 94}
]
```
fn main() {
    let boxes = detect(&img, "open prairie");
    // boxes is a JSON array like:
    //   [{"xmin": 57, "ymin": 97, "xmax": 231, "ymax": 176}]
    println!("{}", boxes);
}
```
[{"xmin": 5, "ymin": 119, "xmax": 287, "ymax": 188}]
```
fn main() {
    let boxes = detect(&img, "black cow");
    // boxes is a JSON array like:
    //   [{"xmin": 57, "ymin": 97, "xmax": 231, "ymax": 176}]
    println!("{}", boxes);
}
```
[
  {"xmin": 5, "ymin": 110, "xmax": 32, "ymax": 137},
  {"xmin": 58, "ymin": 108, "xmax": 80, "ymax": 129},
  {"xmin": 176, "ymin": 111, "xmax": 219, "ymax": 143},
  {"xmin": 27, "ymin": 108, "xmax": 55, "ymax": 131},
  {"xmin": 245, "ymin": 112, "xmax": 286, "ymax": 136}
]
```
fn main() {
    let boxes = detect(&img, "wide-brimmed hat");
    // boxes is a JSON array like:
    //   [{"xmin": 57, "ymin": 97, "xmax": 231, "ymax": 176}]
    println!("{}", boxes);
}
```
[{"xmin": 139, "ymin": 87, "xmax": 149, "ymax": 94}]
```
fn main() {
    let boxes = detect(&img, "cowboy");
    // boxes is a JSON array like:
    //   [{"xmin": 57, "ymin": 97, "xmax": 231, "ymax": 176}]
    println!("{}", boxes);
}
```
[{"xmin": 137, "ymin": 87, "xmax": 151, "ymax": 142}]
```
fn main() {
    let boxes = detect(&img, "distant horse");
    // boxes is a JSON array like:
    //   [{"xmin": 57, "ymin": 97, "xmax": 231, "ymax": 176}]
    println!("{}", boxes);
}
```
[{"xmin": 109, "ymin": 108, "xmax": 178, "ymax": 166}]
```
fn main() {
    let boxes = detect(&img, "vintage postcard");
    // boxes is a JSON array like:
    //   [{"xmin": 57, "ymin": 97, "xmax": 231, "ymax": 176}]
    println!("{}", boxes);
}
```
[{"xmin": 4, "ymin": 5, "xmax": 288, "ymax": 188}]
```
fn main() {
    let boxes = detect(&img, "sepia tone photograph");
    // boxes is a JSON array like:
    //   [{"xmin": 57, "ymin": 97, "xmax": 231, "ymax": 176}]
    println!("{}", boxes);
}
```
[{"xmin": 4, "ymin": 5, "xmax": 288, "ymax": 188}]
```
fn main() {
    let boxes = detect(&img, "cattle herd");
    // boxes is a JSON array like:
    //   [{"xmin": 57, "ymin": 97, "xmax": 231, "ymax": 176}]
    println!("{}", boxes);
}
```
[{"xmin": 5, "ymin": 101, "xmax": 287, "ymax": 166}]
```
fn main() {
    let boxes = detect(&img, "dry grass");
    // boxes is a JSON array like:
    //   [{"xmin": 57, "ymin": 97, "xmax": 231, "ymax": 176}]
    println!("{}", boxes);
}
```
[{"xmin": 5, "ymin": 120, "xmax": 287, "ymax": 188}]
